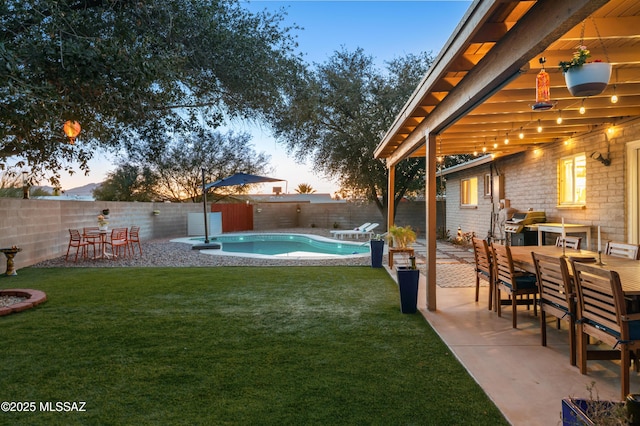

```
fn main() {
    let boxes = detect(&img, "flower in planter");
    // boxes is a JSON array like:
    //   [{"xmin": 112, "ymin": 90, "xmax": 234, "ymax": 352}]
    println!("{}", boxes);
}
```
[
  {"xmin": 559, "ymin": 45, "xmax": 600, "ymax": 72},
  {"xmin": 97, "ymin": 214, "xmax": 108, "ymax": 227}
]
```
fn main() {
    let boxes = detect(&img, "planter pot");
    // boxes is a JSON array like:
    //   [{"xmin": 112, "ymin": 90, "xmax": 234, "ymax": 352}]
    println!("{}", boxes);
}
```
[
  {"xmin": 561, "ymin": 398, "xmax": 625, "ymax": 425},
  {"xmin": 99, "ymin": 225, "xmax": 108, "ymax": 232},
  {"xmin": 564, "ymin": 62, "xmax": 611, "ymax": 97},
  {"xmin": 370, "ymin": 240, "xmax": 384, "ymax": 268},
  {"xmin": 396, "ymin": 267, "xmax": 419, "ymax": 314},
  {"xmin": 102, "ymin": 209, "xmax": 110, "ymax": 216}
]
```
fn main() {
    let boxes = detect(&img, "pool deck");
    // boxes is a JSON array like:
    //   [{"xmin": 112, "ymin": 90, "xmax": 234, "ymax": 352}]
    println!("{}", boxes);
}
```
[{"xmin": 398, "ymin": 239, "xmax": 639, "ymax": 426}]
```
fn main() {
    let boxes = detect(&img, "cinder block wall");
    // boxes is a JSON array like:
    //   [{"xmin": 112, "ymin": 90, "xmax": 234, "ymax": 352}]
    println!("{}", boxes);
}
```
[{"xmin": 0, "ymin": 199, "xmax": 439, "ymax": 270}]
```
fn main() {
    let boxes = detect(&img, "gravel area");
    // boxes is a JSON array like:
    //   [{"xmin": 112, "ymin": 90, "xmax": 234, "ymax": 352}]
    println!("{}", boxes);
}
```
[
  {"xmin": 0, "ymin": 295, "xmax": 26, "ymax": 307},
  {"xmin": 32, "ymin": 228, "xmax": 379, "ymax": 268}
]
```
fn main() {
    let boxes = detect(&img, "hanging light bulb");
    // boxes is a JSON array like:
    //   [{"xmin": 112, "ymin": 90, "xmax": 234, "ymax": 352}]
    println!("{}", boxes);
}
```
[
  {"xmin": 556, "ymin": 111, "xmax": 563, "ymax": 124},
  {"xmin": 518, "ymin": 127, "xmax": 524, "ymax": 139},
  {"xmin": 482, "ymin": 145, "xmax": 487, "ymax": 153},
  {"xmin": 493, "ymin": 142, "xmax": 498, "ymax": 149},
  {"xmin": 537, "ymin": 119, "xmax": 543, "ymax": 133},
  {"xmin": 579, "ymin": 99, "xmax": 586, "ymax": 115},
  {"xmin": 611, "ymin": 85, "xmax": 618, "ymax": 104},
  {"xmin": 504, "ymin": 133, "xmax": 509, "ymax": 145}
]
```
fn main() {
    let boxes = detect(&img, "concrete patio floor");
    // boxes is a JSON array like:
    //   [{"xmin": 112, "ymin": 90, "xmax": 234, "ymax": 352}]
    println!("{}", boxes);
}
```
[{"xmin": 401, "ymin": 241, "xmax": 640, "ymax": 425}]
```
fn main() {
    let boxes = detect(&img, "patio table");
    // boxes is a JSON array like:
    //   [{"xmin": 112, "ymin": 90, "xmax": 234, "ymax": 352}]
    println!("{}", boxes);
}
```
[{"xmin": 508, "ymin": 245, "xmax": 640, "ymax": 295}]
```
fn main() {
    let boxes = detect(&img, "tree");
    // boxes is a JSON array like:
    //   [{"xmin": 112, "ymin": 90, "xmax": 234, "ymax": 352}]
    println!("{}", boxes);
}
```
[
  {"xmin": 0, "ymin": 0, "xmax": 304, "ymax": 186},
  {"xmin": 98, "ymin": 129, "xmax": 271, "ymax": 202},
  {"xmin": 272, "ymin": 48, "xmax": 434, "ymax": 221},
  {"xmin": 294, "ymin": 183, "xmax": 316, "ymax": 194},
  {"xmin": 92, "ymin": 164, "xmax": 158, "ymax": 202}
]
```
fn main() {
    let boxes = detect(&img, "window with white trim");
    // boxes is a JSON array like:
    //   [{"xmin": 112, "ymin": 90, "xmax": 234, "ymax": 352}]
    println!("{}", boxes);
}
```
[
  {"xmin": 461, "ymin": 177, "xmax": 478, "ymax": 206},
  {"xmin": 559, "ymin": 153, "xmax": 586, "ymax": 206}
]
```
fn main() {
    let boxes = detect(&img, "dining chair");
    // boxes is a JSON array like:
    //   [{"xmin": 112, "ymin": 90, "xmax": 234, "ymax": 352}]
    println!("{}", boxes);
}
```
[
  {"xmin": 128, "ymin": 226, "xmax": 142, "ymax": 257},
  {"xmin": 82, "ymin": 227, "xmax": 101, "ymax": 258},
  {"xmin": 573, "ymin": 261, "xmax": 640, "ymax": 399},
  {"xmin": 531, "ymin": 253, "xmax": 576, "ymax": 365},
  {"xmin": 605, "ymin": 241, "xmax": 640, "ymax": 260},
  {"xmin": 105, "ymin": 228, "xmax": 129, "ymax": 259},
  {"xmin": 65, "ymin": 229, "xmax": 89, "ymax": 262},
  {"xmin": 472, "ymin": 237, "xmax": 494, "ymax": 310},
  {"xmin": 555, "ymin": 236, "xmax": 582, "ymax": 250},
  {"xmin": 491, "ymin": 243, "xmax": 538, "ymax": 328}
]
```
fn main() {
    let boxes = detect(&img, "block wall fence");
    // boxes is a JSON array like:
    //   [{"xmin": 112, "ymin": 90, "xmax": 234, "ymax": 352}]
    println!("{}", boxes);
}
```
[{"xmin": 0, "ymin": 198, "xmax": 443, "ymax": 270}]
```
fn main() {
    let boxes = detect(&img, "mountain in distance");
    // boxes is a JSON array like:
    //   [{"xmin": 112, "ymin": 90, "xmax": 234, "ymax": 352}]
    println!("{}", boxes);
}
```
[{"xmin": 63, "ymin": 182, "xmax": 101, "ymax": 196}]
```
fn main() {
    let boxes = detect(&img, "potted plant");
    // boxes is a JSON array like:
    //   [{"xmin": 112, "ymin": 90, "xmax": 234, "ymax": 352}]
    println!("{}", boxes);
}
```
[
  {"xmin": 561, "ymin": 382, "xmax": 634, "ymax": 425},
  {"xmin": 369, "ymin": 234, "xmax": 385, "ymax": 268},
  {"xmin": 387, "ymin": 225, "xmax": 417, "ymax": 248},
  {"xmin": 97, "ymin": 214, "xmax": 109, "ymax": 231},
  {"xmin": 152, "ymin": 210, "xmax": 160, "ymax": 216},
  {"xmin": 559, "ymin": 45, "xmax": 611, "ymax": 97},
  {"xmin": 396, "ymin": 256, "xmax": 419, "ymax": 314},
  {"xmin": 102, "ymin": 209, "xmax": 110, "ymax": 216}
]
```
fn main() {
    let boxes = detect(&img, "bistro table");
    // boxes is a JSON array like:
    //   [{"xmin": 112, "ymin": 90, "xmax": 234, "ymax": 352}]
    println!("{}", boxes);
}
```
[
  {"xmin": 508, "ymin": 245, "xmax": 640, "ymax": 295},
  {"xmin": 85, "ymin": 230, "xmax": 114, "ymax": 259}
]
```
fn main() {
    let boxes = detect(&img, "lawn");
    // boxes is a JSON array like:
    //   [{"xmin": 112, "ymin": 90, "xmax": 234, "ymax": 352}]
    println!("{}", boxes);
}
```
[{"xmin": 1, "ymin": 266, "xmax": 507, "ymax": 425}]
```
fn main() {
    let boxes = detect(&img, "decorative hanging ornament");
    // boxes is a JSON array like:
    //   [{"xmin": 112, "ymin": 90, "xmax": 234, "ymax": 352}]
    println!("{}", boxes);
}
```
[
  {"xmin": 63, "ymin": 120, "xmax": 81, "ymax": 144},
  {"xmin": 532, "ymin": 57, "xmax": 553, "ymax": 111}
]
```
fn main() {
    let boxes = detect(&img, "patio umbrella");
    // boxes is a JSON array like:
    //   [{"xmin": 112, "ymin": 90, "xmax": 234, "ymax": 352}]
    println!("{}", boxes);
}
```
[
  {"xmin": 205, "ymin": 172, "xmax": 284, "ymax": 190},
  {"xmin": 193, "ymin": 171, "xmax": 284, "ymax": 248}
]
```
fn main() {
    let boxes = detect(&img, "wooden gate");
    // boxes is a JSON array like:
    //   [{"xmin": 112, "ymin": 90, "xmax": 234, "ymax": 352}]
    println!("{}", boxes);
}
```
[{"xmin": 211, "ymin": 204, "xmax": 253, "ymax": 232}]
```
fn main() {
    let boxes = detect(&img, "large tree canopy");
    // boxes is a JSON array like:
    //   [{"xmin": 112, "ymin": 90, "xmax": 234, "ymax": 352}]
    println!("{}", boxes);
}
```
[
  {"xmin": 273, "ymin": 48, "xmax": 434, "ymax": 220},
  {"xmin": 0, "ymin": 0, "xmax": 303, "ymax": 185},
  {"xmin": 95, "ymin": 129, "xmax": 271, "ymax": 202}
]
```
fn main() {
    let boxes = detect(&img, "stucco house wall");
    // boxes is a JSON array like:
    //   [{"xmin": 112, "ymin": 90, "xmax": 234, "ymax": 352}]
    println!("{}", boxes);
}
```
[{"xmin": 443, "ymin": 118, "xmax": 640, "ymax": 250}]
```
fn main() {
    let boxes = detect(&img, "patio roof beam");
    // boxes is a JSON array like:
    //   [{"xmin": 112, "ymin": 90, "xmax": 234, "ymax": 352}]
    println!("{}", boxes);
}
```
[{"xmin": 380, "ymin": 0, "xmax": 609, "ymax": 167}]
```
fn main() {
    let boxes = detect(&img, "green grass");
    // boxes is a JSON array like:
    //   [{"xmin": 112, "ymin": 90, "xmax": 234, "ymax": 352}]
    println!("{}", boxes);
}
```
[{"xmin": 1, "ymin": 267, "xmax": 507, "ymax": 425}]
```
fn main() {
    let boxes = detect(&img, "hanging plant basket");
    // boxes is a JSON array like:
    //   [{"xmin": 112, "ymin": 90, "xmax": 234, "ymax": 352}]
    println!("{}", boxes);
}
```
[{"xmin": 564, "ymin": 62, "xmax": 611, "ymax": 97}]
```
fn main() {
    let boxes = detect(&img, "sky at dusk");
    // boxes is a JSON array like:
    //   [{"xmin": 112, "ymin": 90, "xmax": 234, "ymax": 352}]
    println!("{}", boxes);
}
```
[{"xmin": 58, "ymin": 1, "xmax": 471, "ymax": 194}]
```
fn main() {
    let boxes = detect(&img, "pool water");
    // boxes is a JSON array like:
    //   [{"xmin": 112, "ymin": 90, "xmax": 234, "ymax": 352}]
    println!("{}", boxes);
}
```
[{"xmin": 188, "ymin": 233, "xmax": 370, "ymax": 257}]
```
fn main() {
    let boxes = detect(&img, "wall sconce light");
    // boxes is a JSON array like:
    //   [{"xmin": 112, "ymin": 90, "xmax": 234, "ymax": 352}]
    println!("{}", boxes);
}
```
[
  {"xmin": 590, "ymin": 151, "xmax": 611, "ymax": 166},
  {"xmin": 256, "ymin": 207, "xmax": 262, "ymax": 213}
]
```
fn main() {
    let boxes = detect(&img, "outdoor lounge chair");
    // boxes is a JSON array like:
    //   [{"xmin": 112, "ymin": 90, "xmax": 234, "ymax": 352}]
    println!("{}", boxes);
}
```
[
  {"xmin": 330, "ymin": 222, "xmax": 370, "ymax": 237},
  {"xmin": 330, "ymin": 223, "xmax": 379, "ymax": 240}
]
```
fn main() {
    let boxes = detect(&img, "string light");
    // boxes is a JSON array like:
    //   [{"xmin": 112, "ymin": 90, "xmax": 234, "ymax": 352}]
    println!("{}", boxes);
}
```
[
  {"xmin": 518, "ymin": 127, "xmax": 524, "ymax": 139},
  {"xmin": 504, "ymin": 132, "xmax": 509, "ymax": 145},
  {"xmin": 579, "ymin": 99, "xmax": 586, "ymax": 115},
  {"xmin": 537, "ymin": 119, "xmax": 543, "ymax": 133},
  {"xmin": 556, "ymin": 111, "xmax": 563, "ymax": 124},
  {"xmin": 611, "ymin": 85, "xmax": 618, "ymax": 104}
]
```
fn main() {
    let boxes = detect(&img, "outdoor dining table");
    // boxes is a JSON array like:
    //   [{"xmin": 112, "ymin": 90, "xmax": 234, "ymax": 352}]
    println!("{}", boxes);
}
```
[
  {"xmin": 508, "ymin": 245, "xmax": 640, "ymax": 296},
  {"xmin": 85, "ymin": 230, "xmax": 113, "ymax": 260}
]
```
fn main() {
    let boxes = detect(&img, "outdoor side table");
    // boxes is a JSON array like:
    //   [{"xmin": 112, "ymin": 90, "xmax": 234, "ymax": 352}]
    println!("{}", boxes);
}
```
[{"xmin": 0, "ymin": 247, "xmax": 22, "ymax": 276}]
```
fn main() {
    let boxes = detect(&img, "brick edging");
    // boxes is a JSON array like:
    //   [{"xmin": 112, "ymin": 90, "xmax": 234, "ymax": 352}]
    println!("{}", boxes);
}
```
[{"xmin": 0, "ymin": 289, "xmax": 47, "ymax": 316}]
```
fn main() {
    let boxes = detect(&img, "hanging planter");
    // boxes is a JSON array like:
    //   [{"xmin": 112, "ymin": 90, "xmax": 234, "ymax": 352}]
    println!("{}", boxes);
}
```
[
  {"xmin": 564, "ymin": 62, "xmax": 611, "ymax": 97},
  {"xmin": 559, "ymin": 45, "xmax": 611, "ymax": 97}
]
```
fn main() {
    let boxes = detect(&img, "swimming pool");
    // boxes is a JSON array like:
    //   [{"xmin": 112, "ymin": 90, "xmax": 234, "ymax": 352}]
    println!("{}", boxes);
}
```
[{"xmin": 176, "ymin": 233, "xmax": 371, "ymax": 259}]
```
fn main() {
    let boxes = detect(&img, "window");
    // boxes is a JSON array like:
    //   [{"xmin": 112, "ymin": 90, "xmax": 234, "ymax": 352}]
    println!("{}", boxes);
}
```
[
  {"xmin": 559, "ymin": 153, "xmax": 586, "ymax": 205},
  {"xmin": 461, "ymin": 177, "xmax": 478, "ymax": 206}
]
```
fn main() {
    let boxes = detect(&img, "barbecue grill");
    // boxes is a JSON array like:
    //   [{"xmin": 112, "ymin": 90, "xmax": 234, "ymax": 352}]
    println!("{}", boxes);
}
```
[{"xmin": 504, "ymin": 211, "xmax": 546, "ymax": 245}]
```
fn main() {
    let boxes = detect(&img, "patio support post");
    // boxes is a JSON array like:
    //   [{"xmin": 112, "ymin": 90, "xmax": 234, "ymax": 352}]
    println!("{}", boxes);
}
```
[
  {"xmin": 426, "ymin": 132, "xmax": 437, "ymax": 311},
  {"xmin": 387, "ymin": 165, "xmax": 395, "ymax": 234}
]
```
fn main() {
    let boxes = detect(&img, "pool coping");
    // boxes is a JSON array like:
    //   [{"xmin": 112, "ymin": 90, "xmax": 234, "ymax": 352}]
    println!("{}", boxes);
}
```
[{"xmin": 171, "ymin": 232, "xmax": 376, "ymax": 260}]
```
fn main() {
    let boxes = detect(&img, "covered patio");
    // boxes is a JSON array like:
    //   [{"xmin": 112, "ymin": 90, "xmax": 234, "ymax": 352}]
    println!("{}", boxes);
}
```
[
  {"xmin": 375, "ymin": 0, "xmax": 640, "ymax": 311},
  {"xmin": 405, "ymin": 239, "xmax": 640, "ymax": 424}
]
